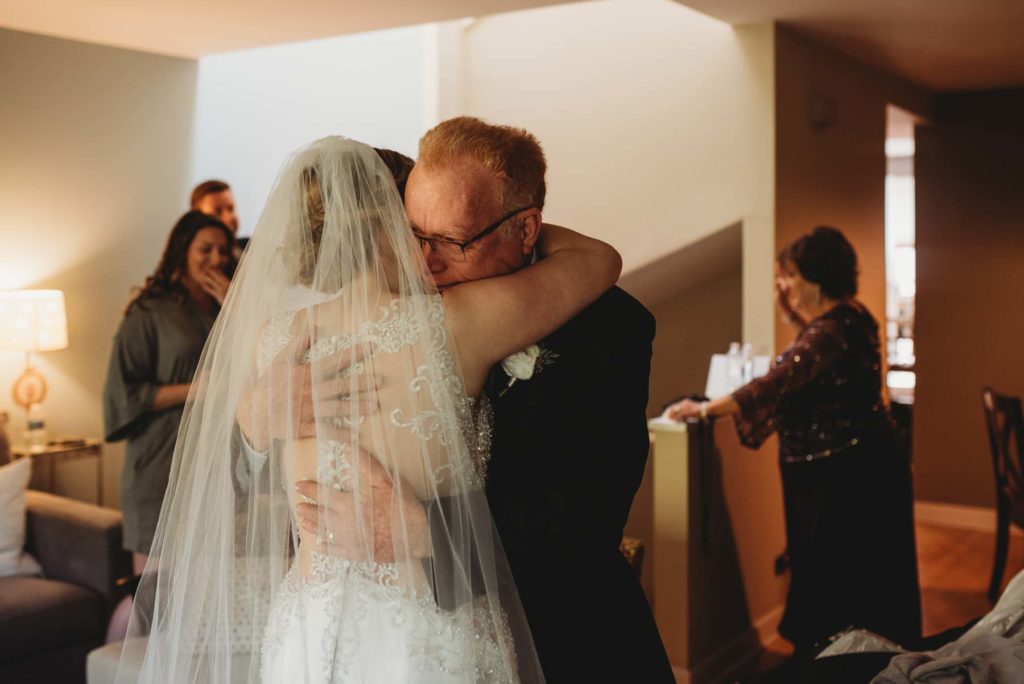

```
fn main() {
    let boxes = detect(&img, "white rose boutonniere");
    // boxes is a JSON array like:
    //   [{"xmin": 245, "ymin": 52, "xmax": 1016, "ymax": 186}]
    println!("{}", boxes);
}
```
[{"xmin": 499, "ymin": 344, "xmax": 558, "ymax": 397}]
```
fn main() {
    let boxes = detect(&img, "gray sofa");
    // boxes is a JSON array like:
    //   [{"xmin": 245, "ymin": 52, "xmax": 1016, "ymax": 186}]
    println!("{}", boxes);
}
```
[{"xmin": 0, "ymin": 490, "xmax": 131, "ymax": 684}]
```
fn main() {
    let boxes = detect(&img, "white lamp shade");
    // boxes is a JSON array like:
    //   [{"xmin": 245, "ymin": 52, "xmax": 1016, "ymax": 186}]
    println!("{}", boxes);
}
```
[{"xmin": 0, "ymin": 290, "xmax": 69, "ymax": 352}]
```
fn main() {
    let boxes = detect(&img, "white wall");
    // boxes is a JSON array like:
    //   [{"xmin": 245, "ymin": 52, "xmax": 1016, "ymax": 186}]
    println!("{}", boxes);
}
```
[
  {"xmin": 190, "ymin": 26, "xmax": 429, "ymax": 237},
  {"xmin": 0, "ymin": 28, "xmax": 198, "ymax": 505},
  {"xmin": 1, "ymin": 1, "xmax": 779, "ymax": 514},
  {"xmin": 451, "ymin": 0, "xmax": 776, "ymax": 350},
  {"xmin": 447, "ymin": 1, "xmax": 783, "ymax": 652}
]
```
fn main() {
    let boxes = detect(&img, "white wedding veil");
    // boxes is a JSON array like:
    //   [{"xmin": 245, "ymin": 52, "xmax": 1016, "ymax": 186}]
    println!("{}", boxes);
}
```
[{"xmin": 116, "ymin": 137, "xmax": 543, "ymax": 683}]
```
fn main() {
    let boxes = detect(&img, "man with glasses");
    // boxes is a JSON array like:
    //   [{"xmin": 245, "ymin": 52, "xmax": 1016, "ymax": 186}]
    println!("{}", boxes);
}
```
[
  {"xmin": 298, "ymin": 117, "xmax": 672, "ymax": 682},
  {"xmin": 411, "ymin": 204, "xmax": 536, "ymax": 269},
  {"xmin": 405, "ymin": 139, "xmax": 545, "ymax": 292},
  {"xmin": 415, "ymin": 117, "xmax": 672, "ymax": 682}
]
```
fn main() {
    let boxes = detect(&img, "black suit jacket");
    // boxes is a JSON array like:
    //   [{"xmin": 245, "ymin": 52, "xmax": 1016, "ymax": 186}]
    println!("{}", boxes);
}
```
[{"xmin": 483, "ymin": 287, "xmax": 673, "ymax": 683}]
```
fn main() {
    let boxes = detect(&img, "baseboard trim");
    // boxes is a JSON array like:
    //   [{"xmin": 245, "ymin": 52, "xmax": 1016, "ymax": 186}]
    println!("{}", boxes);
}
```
[
  {"xmin": 914, "ymin": 500, "xmax": 1021, "ymax": 534},
  {"xmin": 671, "ymin": 604, "xmax": 785, "ymax": 684},
  {"xmin": 753, "ymin": 604, "xmax": 785, "ymax": 646},
  {"xmin": 671, "ymin": 664, "xmax": 690, "ymax": 684}
]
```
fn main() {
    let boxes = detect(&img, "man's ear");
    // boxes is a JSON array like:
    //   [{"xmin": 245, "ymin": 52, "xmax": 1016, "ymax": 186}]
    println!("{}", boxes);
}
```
[{"xmin": 519, "ymin": 209, "xmax": 542, "ymax": 255}]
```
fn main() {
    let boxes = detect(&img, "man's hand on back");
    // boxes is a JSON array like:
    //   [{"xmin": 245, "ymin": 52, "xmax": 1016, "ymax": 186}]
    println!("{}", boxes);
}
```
[
  {"xmin": 294, "ymin": 449, "xmax": 431, "ymax": 563},
  {"xmin": 236, "ymin": 317, "xmax": 382, "ymax": 451}
]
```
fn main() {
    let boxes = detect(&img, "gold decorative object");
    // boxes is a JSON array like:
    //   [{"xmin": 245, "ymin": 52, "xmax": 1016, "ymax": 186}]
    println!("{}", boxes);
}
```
[
  {"xmin": 12, "ymin": 367, "xmax": 47, "ymax": 408},
  {"xmin": 0, "ymin": 290, "xmax": 68, "ymax": 409},
  {"xmin": 620, "ymin": 535, "xmax": 645, "ymax": 579}
]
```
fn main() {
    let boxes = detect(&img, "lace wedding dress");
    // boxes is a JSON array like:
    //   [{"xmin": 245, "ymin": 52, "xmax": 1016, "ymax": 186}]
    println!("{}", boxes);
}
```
[
  {"xmin": 116, "ymin": 137, "xmax": 542, "ymax": 683},
  {"xmin": 258, "ymin": 295, "xmax": 512, "ymax": 683}
]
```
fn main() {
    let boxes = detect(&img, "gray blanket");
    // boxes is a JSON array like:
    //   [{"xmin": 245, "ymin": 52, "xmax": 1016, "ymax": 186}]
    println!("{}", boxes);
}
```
[{"xmin": 818, "ymin": 568, "xmax": 1024, "ymax": 683}]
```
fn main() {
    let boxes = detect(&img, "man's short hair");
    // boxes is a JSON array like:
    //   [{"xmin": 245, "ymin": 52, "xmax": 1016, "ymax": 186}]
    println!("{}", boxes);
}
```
[
  {"xmin": 418, "ymin": 117, "xmax": 546, "ymax": 211},
  {"xmin": 190, "ymin": 180, "xmax": 231, "ymax": 209}
]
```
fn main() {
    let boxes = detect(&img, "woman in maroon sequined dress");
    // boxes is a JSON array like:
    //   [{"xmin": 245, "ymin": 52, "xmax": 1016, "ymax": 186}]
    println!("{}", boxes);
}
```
[{"xmin": 668, "ymin": 227, "xmax": 921, "ymax": 651}]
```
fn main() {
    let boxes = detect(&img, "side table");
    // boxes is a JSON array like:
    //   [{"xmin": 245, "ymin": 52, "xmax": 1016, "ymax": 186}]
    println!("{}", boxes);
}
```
[{"xmin": 12, "ymin": 438, "xmax": 104, "ymax": 506}]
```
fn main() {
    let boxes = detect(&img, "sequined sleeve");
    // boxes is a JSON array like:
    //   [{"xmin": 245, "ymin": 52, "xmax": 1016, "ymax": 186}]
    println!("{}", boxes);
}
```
[{"xmin": 731, "ymin": 317, "xmax": 846, "ymax": 449}]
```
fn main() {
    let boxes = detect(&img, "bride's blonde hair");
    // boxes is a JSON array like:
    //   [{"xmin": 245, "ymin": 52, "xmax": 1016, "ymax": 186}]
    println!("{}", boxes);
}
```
[{"xmin": 285, "ymin": 146, "xmax": 414, "ymax": 287}]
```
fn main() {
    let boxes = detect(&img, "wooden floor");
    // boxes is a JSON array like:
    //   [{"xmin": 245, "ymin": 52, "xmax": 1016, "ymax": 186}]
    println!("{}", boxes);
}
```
[
  {"xmin": 917, "ymin": 522, "xmax": 1023, "ymax": 635},
  {"xmin": 741, "ymin": 521, "xmax": 1024, "ymax": 681}
]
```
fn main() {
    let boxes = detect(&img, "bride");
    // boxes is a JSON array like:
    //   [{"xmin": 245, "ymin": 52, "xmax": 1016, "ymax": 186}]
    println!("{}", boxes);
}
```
[{"xmin": 116, "ymin": 136, "xmax": 620, "ymax": 683}]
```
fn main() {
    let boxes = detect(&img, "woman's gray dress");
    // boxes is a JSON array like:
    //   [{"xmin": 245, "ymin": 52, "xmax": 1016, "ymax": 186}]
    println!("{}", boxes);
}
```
[{"xmin": 103, "ymin": 295, "xmax": 216, "ymax": 553}]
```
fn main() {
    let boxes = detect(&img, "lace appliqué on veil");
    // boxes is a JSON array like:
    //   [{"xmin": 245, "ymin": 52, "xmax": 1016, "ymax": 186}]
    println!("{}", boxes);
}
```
[
  {"xmin": 259, "ymin": 296, "xmax": 514, "ymax": 682},
  {"xmin": 257, "ymin": 310, "xmax": 298, "ymax": 376},
  {"xmin": 303, "ymin": 295, "xmax": 492, "ymax": 486},
  {"xmin": 318, "ymin": 440, "xmax": 355, "ymax": 491},
  {"xmin": 257, "ymin": 298, "xmax": 491, "ymax": 484}
]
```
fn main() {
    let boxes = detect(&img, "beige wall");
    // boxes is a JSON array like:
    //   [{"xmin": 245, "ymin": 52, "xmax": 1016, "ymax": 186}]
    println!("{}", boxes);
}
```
[
  {"xmin": 457, "ymin": 0, "xmax": 777, "ymax": 352},
  {"xmin": 626, "ymin": 266, "xmax": 743, "ymax": 595},
  {"xmin": 707, "ymin": 421, "xmax": 786, "ymax": 659},
  {"xmin": 0, "ymin": 28, "xmax": 198, "ymax": 506},
  {"xmin": 647, "ymin": 269, "xmax": 744, "ymax": 419},
  {"xmin": 913, "ymin": 90, "xmax": 1024, "ymax": 507},
  {"xmin": 774, "ymin": 28, "xmax": 932, "ymax": 353},
  {"xmin": 455, "ymin": 2, "xmax": 787, "ymax": 646}
]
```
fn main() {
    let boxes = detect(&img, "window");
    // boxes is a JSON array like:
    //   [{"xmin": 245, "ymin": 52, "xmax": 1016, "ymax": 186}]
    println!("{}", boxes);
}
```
[{"xmin": 885, "ymin": 108, "xmax": 918, "ymax": 403}]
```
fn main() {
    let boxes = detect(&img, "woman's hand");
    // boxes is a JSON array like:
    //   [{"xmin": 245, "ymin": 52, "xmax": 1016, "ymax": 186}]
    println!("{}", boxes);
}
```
[
  {"xmin": 198, "ymin": 267, "xmax": 231, "ymax": 305},
  {"xmin": 665, "ymin": 399, "xmax": 705, "ymax": 421},
  {"xmin": 775, "ymin": 276, "xmax": 805, "ymax": 327},
  {"xmin": 665, "ymin": 395, "xmax": 740, "ymax": 422},
  {"xmin": 151, "ymin": 383, "xmax": 193, "ymax": 411}
]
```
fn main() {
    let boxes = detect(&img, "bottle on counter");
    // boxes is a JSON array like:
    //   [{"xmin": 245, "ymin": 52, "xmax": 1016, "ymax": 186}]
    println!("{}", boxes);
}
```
[
  {"xmin": 0, "ymin": 412, "xmax": 10, "ymax": 465},
  {"xmin": 726, "ymin": 341, "xmax": 743, "ymax": 392},
  {"xmin": 25, "ymin": 403, "xmax": 47, "ymax": 453},
  {"xmin": 741, "ymin": 342, "xmax": 754, "ymax": 384}
]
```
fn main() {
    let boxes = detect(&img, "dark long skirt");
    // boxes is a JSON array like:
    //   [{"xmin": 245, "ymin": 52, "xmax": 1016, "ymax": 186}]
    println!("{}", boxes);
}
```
[{"xmin": 778, "ymin": 433, "xmax": 922, "ymax": 649}]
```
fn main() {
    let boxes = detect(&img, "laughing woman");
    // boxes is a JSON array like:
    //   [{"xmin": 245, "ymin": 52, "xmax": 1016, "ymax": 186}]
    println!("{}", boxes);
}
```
[{"xmin": 103, "ymin": 210, "xmax": 234, "ymax": 571}]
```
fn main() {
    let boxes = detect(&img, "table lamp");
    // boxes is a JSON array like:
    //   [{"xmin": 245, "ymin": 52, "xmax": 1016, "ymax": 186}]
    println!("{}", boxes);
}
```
[{"xmin": 0, "ymin": 290, "xmax": 69, "ymax": 411}]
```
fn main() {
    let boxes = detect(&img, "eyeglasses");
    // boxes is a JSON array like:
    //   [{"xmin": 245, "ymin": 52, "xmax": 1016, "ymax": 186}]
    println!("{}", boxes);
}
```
[{"xmin": 412, "ymin": 205, "xmax": 533, "ymax": 261}]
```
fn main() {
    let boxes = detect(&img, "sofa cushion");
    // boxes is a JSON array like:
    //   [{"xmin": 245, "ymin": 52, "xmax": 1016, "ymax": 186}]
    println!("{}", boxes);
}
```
[
  {"xmin": 2, "ymin": 641, "xmax": 94, "ymax": 684},
  {"xmin": 24, "ymin": 491, "xmax": 129, "ymax": 606},
  {"xmin": 0, "ymin": 576, "xmax": 104, "ymax": 664},
  {"xmin": 0, "ymin": 458, "xmax": 41, "ymax": 577},
  {"xmin": 87, "ymin": 639, "xmax": 135, "ymax": 684}
]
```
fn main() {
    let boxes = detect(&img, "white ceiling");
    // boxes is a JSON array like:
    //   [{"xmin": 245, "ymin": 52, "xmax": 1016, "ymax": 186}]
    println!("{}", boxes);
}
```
[
  {"xmin": 0, "ymin": 0, "xmax": 585, "ymax": 58},
  {"xmin": 1, "ymin": 0, "xmax": 1020, "ymax": 91},
  {"xmin": 672, "ymin": 0, "xmax": 1024, "ymax": 91}
]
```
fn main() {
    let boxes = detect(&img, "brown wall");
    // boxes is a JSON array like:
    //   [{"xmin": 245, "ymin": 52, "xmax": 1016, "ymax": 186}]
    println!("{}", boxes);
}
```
[
  {"xmin": 913, "ymin": 90, "xmax": 1024, "ymax": 507},
  {"xmin": 774, "ymin": 28, "xmax": 932, "ymax": 352},
  {"xmin": 625, "ymin": 268, "xmax": 743, "ymax": 596},
  {"xmin": 708, "ymin": 421, "xmax": 786, "ymax": 650},
  {"xmin": 646, "ymin": 269, "xmax": 745, "ymax": 419}
]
